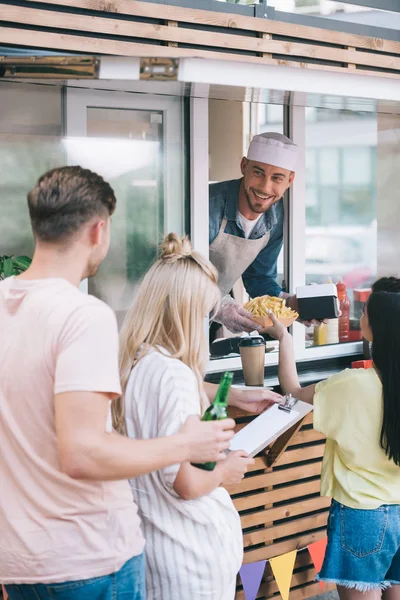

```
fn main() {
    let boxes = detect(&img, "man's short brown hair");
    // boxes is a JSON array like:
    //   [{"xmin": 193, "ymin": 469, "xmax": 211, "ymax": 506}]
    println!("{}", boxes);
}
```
[{"xmin": 27, "ymin": 166, "xmax": 116, "ymax": 243}]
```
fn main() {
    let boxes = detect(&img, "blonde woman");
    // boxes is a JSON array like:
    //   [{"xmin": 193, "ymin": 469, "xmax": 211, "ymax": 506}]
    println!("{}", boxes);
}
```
[{"xmin": 113, "ymin": 233, "xmax": 254, "ymax": 600}]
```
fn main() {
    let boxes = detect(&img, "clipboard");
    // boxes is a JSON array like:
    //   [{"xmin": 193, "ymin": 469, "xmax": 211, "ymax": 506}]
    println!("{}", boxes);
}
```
[{"xmin": 229, "ymin": 395, "xmax": 313, "ymax": 466}]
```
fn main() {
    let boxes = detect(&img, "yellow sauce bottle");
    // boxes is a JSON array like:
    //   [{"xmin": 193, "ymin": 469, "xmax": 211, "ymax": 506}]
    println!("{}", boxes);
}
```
[{"xmin": 313, "ymin": 323, "xmax": 327, "ymax": 346}]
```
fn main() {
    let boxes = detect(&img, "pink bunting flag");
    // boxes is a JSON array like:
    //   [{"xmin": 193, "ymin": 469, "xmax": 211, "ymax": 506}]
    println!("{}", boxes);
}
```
[
  {"xmin": 308, "ymin": 537, "xmax": 328, "ymax": 589},
  {"xmin": 239, "ymin": 560, "xmax": 267, "ymax": 600}
]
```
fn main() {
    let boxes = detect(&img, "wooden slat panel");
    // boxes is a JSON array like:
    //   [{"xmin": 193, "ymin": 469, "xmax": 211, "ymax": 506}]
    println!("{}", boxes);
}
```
[
  {"xmin": 245, "ymin": 439, "xmax": 324, "ymax": 473},
  {"xmin": 258, "ymin": 580, "xmax": 335, "ymax": 600},
  {"xmin": 229, "ymin": 407, "xmax": 328, "ymax": 597},
  {"xmin": 243, "ymin": 511, "xmax": 328, "ymax": 547},
  {"xmin": 240, "ymin": 495, "xmax": 331, "ymax": 529},
  {"xmin": 247, "ymin": 454, "xmax": 270, "ymax": 472},
  {"xmin": 243, "ymin": 528, "xmax": 327, "ymax": 562},
  {"xmin": 236, "ymin": 549, "xmax": 336, "ymax": 599},
  {"xmin": 233, "ymin": 479, "xmax": 322, "ymax": 512},
  {"xmin": 273, "ymin": 441, "xmax": 325, "ymax": 467},
  {"xmin": 236, "ymin": 576, "xmax": 335, "ymax": 600},
  {"xmin": 1, "ymin": 5, "xmax": 400, "ymax": 71},
  {"xmin": 227, "ymin": 461, "xmax": 322, "ymax": 495},
  {"xmin": 237, "ymin": 564, "xmax": 316, "ymax": 599},
  {"xmin": 283, "ymin": 581, "xmax": 336, "ymax": 600},
  {"xmin": 290, "ymin": 427, "xmax": 325, "ymax": 445},
  {"xmin": 300, "ymin": 412, "xmax": 313, "ymax": 427},
  {"xmin": 23, "ymin": 0, "xmax": 400, "ymax": 55},
  {"xmin": 1, "ymin": 26, "xmax": 399, "ymax": 80},
  {"xmin": 266, "ymin": 417, "xmax": 307, "ymax": 467},
  {"xmin": 260, "ymin": 564, "xmax": 318, "ymax": 596},
  {"xmin": 166, "ymin": 20, "xmax": 178, "ymax": 48}
]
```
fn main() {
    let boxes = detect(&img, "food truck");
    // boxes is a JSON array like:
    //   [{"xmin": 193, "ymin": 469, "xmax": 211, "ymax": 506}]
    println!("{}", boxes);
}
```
[{"xmin": 1, "ymin": 0, "xmax": 399, "ymax": 597}]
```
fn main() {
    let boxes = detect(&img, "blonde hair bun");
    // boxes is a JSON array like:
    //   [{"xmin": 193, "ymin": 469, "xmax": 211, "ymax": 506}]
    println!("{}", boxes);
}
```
[{"xmin": 160, "ymin": 233, "xmax": 193, "ymax": 262}]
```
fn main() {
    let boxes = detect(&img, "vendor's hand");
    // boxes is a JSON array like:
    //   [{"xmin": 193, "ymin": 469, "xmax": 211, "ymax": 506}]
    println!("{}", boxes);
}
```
[
  {"xmin": 213, "ymin": 302, "xmax": 263, "ymax": 334},
  {"xmin": 219, "ymin": 450, "xmax": 254, "ymax": 486},
  {"xmin": 285, "ymin": 294, "xmax": 329, "ymax": 327},
  {"xmin": 229, "ymin": 387, "xmax": 283, "ymax": 414}
]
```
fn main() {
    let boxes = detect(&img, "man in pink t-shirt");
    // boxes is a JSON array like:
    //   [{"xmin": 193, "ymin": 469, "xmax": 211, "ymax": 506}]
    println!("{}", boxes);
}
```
[{"xmin": 0, "ymin": 166, "xmax": 235, "ymax": 600}]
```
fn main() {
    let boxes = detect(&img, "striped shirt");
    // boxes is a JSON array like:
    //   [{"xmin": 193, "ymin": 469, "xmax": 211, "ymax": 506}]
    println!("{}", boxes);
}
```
[{"xmin": 125, "ymin": 348, "xmax": 243, "ymax": 600}]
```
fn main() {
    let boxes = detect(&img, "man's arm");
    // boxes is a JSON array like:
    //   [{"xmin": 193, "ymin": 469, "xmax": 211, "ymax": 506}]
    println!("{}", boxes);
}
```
[
  {"xmin": 54, "ymin": 303, "xmax": 234, "ymax": 481},
  {"xmin": 55, "ymin": 391, "xmax": 235, "ymax": 480},
  {"xmin": 242, "ymin": 214, "xmax": 283, "ymax": 299}
]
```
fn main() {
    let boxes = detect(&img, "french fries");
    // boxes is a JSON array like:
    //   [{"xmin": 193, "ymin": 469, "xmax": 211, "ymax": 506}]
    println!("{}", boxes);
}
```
[{"xmin": 244, "ymin": 295, "xmax": 299, "ymax": 320}]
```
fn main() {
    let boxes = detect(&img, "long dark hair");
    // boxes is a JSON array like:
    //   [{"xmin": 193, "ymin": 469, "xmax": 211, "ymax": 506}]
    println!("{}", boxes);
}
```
[{"xmin": 367, "ymin": 277, "xmax": 400, "ymax": 466}]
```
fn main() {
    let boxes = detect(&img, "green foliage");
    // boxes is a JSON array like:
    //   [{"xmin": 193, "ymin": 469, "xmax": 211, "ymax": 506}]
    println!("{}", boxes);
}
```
[{"xmin": 0, "ymin": 255, "xmax": 32, "ymax": 280}]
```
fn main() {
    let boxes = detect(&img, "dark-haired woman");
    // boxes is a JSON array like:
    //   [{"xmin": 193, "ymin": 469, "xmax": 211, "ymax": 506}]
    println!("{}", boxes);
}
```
[{"xmin": 266, "ymin": 276, "xmax": 400, "ymax": 600}]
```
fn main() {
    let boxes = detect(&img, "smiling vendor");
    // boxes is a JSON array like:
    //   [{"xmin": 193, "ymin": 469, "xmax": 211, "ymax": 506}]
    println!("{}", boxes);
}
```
[{"xmin": 210, "ymin": 132, "xmax": 298, "ymax": 334}]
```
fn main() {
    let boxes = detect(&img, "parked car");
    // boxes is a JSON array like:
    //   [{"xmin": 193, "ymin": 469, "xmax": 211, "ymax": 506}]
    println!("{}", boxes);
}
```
[{"xmin": 305, "ymin": 223, "xmax": 377, "ymax": 291}]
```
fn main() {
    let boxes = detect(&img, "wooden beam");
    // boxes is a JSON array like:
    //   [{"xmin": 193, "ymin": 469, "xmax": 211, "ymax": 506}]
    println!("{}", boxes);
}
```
[
  {"xmin": 240, "ymin": 495, "xmax": 331, "ymax": 529},
  {"xmin": 22, "ymin": 0, "xmax": 400, "ymax": 55},
  {"xmin": 2, "ymin": 5, "xmax": 400, "ymax": 71},
  {"xmin": 226, "ymin": 461, "xmax": 322, "ymax": 495},
  {"xmin": 233, "ymin": 478, "xmax": 322, "ymax": 512},
  {"xmin": 243, "ymin": 511, "xmax": 329, "ymax": 547},
  {"xmin": 243, "ymin": 528, "xmax": 327, "ymax": 562},
  {"xmin": 236, "ymin": 574, "xmax": 335, "ymax": 600},
  {"xmin": 1, "ymin": 26, "xmax": 399, "ymax": 80},
  {"xmin": 261, "ymin": 32, "xmax": 272, "ymax": 59},
  {"xmin": 273, "ymin": 439, "xmax": 325, "ymax": 467},
  {"xmin": 348, "ymin": 46, "xmax": 356, "ymax": 70},
  {"xmin": 166, "ymin": 20, "xmax": 178, "ymax": 48}
]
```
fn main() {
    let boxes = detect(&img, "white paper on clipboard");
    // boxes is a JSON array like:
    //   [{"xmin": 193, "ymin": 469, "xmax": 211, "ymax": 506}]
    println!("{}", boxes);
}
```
[{"xmin": 230, "ymin": 401, "xmax": 313, "ymax": 458}]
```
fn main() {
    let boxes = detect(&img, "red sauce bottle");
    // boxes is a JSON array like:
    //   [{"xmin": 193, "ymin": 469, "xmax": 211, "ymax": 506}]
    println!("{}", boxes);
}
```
[{"xmin": 336, "ymin": 277, "xmax": 350, "ymax": 343}]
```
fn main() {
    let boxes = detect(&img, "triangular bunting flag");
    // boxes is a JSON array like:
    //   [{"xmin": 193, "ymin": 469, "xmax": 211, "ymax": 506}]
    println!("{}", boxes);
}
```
[
  {"xmin": 308, "ymin": 537, "xmax": 328, "ymax": 589},
  {"xmin": 270, "ymin": 550, "xmax": 297, "ymax": 600},
  {"xmin": 239, "ymin": 560, "xmax": 267, "ymax": 600}
]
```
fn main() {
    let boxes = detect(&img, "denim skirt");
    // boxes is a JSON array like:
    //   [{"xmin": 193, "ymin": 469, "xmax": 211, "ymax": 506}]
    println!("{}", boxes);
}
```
[{"xmin": 318, "ymin": 499, "xmax": 400, "ymax": 591}]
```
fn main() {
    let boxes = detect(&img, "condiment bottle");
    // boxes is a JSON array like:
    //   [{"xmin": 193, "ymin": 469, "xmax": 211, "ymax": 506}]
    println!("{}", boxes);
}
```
[
  {"xmin": 336, "ymin": 277, "xmax": 350, "ymax": 343},
  {"xmin": 313, "ymin": 323, "xmax": 327, "ymax": 346},
  {"xmin": 325, "ymin": 276, "xmax": 339, "ymax": 344}
]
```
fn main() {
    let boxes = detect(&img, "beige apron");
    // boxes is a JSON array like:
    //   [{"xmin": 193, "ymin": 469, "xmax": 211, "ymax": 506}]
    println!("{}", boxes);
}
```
[{"xmin": 209, "ymin": 217, "xmax": 271, "ymax": 297}]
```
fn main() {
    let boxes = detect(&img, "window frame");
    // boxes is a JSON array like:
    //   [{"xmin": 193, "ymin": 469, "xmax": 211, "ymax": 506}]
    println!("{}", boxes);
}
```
[
  {"xmin": 64, "ymin": 86, "xmax": 186, "ymax": 296},
  {"xmin": 203, "ymin": 98, "xmax": 364, "ymax": 374}
]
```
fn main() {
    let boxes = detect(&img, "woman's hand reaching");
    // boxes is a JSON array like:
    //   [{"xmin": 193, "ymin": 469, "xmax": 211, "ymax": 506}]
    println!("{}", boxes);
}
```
[{"xmin": 218, "ymin": 450, "xmax": 254, "ymax": 486}]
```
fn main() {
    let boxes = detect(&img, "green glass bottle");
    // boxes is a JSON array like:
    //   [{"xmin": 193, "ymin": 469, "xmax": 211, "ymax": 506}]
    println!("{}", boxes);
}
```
[{"xmin": 191, "ymin": 371, "xmax": 233, "ymax": 471}]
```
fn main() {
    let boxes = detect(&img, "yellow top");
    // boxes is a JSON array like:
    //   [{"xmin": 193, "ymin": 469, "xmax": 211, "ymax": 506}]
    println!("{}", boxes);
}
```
[{"xmin": 314, "ymin": 368, "xmax": 400, "ymax": 509}]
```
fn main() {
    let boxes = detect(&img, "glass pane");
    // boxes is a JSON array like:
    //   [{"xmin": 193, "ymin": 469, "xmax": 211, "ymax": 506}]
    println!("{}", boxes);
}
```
[
  {"xmin": 342, "ymin": 147, "xmax": 371, "ymax": 185},
  {"xmin": 306, "ymin": 106, "xmax": 377, "ymax": 348},
  {"xmin": 67, "ymin": 105, "xmax": 178, "ymax": 326},
  {"xmin": 319, "ymin": 149, "xmax": 339, "ymax": 186},
  {"xmin": 270, "ymin": 0, "xmax": 396, "ymax": 28},
  {"xmin": 0, "ymin": 82, "xmax": 64, "ymax": 259},
  {"xmin": 306, "ymin": 150, "xmax": 317, "ymax": 186},
  {"xmin": 257, "ymin": 105, "xmax": 285, "ymax": 291}
]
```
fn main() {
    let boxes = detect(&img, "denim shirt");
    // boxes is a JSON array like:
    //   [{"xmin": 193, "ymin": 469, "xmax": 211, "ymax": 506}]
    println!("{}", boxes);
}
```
[{"xmin": 209, "ymin": 178, "xmax": 284, "ymax": 298}]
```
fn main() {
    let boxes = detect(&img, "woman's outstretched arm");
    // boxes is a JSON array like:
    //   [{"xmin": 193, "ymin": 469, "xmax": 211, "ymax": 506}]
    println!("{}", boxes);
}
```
[{"xmin": 266, "ymin": 312, "xmax": 316, "ymax": 405}]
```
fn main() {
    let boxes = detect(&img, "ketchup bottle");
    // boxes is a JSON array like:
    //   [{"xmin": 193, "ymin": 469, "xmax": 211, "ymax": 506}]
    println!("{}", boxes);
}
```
[{"xmin": 336, "ymin": 277, "xmax": 350, "ymax": 343}]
